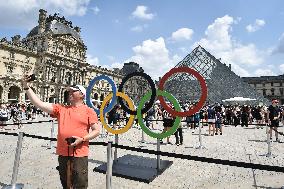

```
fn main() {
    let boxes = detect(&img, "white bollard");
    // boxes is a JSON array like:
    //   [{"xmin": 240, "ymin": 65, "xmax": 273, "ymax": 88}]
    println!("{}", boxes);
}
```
[
  {"xmin": 100, "ymin": 125, "xmax": 107, "ymax": 138},
  {"xmin": 266, "ymin": 125, "xmax": 272, "ymax": 157},
  {"xmin": 48, "ymin": 120, "xmax": 55, "ymax": 149},
  {"xmin": 157, "ymin": 138, "xmax": 161, "ymax": 172},
  {"xmin": 106, "ymin": 141, "xmax": 113, "ymax": 189},
  {"xmin": 3, "ymin": 132, "xmax": 25, "ymax": 189},
  {"xmin": 140, "ymin": 129, "xmax": 145, "ymax": 143},
  {"xmin": 196, "ymin": 122, "xmax": 205, "ymax": 149},
  {"xmin": 114, "ymin": 134, "xmax": 118, "ymax": 161}
]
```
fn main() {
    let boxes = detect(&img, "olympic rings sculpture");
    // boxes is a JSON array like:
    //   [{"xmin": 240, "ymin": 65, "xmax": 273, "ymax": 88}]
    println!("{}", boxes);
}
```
[{"xmin": 86, "ymin": 67, "xmax": 208, "ymax": 139}]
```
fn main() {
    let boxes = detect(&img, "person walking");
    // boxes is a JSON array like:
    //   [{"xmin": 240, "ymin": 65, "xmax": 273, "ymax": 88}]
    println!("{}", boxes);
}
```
[
  {"xmin": 22, "ymin": 75, "xmax": 101, "ymax": 189},
  {"xmin": 0, "ymin": 105, "xmax": 8, "ymax": 130},
  {"xmin": 207, "ymin": 105, "xmax": 216, "ymax": 136},
  {"xmin": 267, "ymin": 99, "xmax": 281, "ymax": 142}
]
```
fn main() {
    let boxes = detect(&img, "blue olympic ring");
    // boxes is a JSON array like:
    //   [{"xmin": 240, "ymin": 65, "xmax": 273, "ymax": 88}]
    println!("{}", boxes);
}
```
[{"xmin": 86, "ymin": 75, "xmax": 117, "ymax": 116}]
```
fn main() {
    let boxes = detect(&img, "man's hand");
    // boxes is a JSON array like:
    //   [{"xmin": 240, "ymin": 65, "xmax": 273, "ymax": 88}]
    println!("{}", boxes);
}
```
[{"xmin": 70, "ymin": 136, "xmax": 84, "ymax": 147}]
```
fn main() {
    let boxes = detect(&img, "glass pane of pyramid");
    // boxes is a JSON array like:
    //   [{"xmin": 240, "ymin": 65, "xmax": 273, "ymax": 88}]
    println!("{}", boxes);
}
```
[{"xmin": 163, "ymin": 45, "xmax": 269, "ymax": 105}]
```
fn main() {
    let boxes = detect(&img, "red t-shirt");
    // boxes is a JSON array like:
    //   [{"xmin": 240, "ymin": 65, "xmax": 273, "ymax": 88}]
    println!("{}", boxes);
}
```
[{"xmin": 52, "ymin": 104, "xmax": 98, "ymax": 157}]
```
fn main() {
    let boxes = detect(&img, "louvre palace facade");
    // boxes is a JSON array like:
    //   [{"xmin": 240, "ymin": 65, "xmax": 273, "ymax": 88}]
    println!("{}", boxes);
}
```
[{"xmin": 0, "ymin": 9, "xmax": 130, "ymax": 104}]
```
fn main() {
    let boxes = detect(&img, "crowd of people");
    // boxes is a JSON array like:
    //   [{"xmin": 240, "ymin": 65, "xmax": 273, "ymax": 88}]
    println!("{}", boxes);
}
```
[
  {"xmin": 1, "ymin": 100, "xmax": 282, "ymax": 143},
  {"xmin": 0, "ymin": 103, "xmax": 46, "ymax": 130},
  {"xmin": 94, "ymin": 99, "xmax": 283, "ymax": 145}
]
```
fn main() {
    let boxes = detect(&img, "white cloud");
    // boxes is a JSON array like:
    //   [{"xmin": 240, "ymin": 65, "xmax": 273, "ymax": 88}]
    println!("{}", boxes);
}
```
[
  {"xmin": 87, "ymin": 54, "xmax": 123, "ymax": 71},
  {"xmin": 0, "ymin": 0, "xmax": 90, "ymax": 29},
  {"xmin": 254, "ymin": 69, "xmax": 276, "ymax": 76},
  {"xmin": 246, "ymin": 19, "xmax": 265, "ymax": 33},
  {"xmin": 171, "ymin": 28, "xmax": 194, "ymax": 41},
  {"xmin": 86, "ymin": 54, "xmax": 100, "ymax": 66},
  {"xmin": 132, "ymin": 5, "xmax": 155, "ymax": 20},
  {"xmin": 130, "ymin": 24, "xmax": 148, "ymax": 32},
  {"xmin": 126, "ymin": 37, "xmax": 177, "ymax": 80},
  {"xmin": 272, "ymin": 33, "xmax": 284, "ymax": 54},
  {"xmin": 109, "ymin": 62, "xmax": 124, "ymax": 69},
  {"xmin": 279, "ymin": 64, "xmax": 284, "ymax": 73},
  {"xmin": 91, "ymin": 6, "xmax": 100, "ymax": 15},
  {"xmin": 131, "ymin": 25, "xmax": 143, "ymax": 32},
  {"xmin": 193, "ymin": 15, "xmax": 265, "ymax": 77}
]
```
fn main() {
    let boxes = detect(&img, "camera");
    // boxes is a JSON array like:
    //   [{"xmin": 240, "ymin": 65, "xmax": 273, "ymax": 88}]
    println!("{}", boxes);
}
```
[
  {"xmin": 65, "ymin": 137, "xmax": 76, "ymax": 145},
  {"xmin": 27, "ymin": 74, "xmax": 37, "ymax": 82}
]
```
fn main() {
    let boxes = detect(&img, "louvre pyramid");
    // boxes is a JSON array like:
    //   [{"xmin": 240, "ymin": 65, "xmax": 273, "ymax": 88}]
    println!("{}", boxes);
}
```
[{"xmin": 163, "ymin": 45, "xmax": 269, "ymax": 105}]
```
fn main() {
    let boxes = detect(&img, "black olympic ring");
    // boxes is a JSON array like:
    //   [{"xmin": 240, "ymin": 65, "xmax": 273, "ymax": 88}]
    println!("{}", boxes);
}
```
[{"xmin": 117, "ymin": 72, "xmax": 156, "ymax": 115}]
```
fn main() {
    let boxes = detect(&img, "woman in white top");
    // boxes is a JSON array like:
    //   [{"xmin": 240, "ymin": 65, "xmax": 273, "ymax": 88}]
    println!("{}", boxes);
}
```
[{"xmin": 0, "ymin": 105, "xmax": 8, "ymax": 130}]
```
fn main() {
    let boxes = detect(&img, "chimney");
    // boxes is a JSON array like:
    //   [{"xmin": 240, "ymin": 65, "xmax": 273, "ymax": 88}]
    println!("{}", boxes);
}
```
[
  {"xmin": 74, "ymin": 26, "xmax": 81, "ymax": 34},
  {"xmin": 38, "ymin": 9, "xmax": 47, "ymax": 34},
  {"xmin": 229, "ymin": 64, "xmax": 231, "ymax": 70}
]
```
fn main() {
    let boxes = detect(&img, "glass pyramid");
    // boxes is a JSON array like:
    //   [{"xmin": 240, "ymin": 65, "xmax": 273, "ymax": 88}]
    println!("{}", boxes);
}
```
[{"xmin": 163, "ymin": 45, "xmax": 269, "ymax": 105}]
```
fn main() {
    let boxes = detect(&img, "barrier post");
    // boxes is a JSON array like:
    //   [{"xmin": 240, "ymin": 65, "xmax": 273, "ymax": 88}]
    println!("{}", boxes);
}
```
[
  {"xmin": 139, "ymin": 129, "xmax": 145, "ymax": 143},
  {"xmin": 106, "ymin": 141, "xmax": 113, "ymax": 189},
  {"xmin": 266, "ymin": 125, "xmax": 272, "ymax": 157},
  {"xmin": 157, "ymin": 138, "xmax": 161, "ymax": 172},
  {"xmin": 48, "ymin": 120, "xmax": 55, "ymax": 149},
  {"xmin": 100, "ymin": 124, "xmax": 107, "ymax": 138},
  {"xmin": 196, "ymin": 122, "xmax": 205, "ymax": 149},
  {"xmin": 114, "ymin": 134, "xmax": 118, "ymax": 161},
  {"xmin": 3, "ymin": 132, "xmax": 25, "ymax": 189}
]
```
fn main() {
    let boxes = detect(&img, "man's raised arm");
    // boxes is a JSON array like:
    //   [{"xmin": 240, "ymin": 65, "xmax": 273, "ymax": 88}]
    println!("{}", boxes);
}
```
[{"xmin": 22, "ymin": 75, "xmax": 53, "ymax": 115}]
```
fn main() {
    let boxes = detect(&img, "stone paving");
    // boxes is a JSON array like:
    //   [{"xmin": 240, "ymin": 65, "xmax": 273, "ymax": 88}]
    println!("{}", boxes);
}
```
[{"xmin": 0, "ymin": 116, "xmax": 284, "ymax": 189}]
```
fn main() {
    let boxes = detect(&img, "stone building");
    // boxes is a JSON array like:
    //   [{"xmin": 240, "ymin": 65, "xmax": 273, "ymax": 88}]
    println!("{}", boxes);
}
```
[
  {"xmin": 0, "ymin": 9, "xmax": 124, "ymax": 104},
  {"xmin": 242, "ymin": 75, "xmax": 284, "ymax": 104}
]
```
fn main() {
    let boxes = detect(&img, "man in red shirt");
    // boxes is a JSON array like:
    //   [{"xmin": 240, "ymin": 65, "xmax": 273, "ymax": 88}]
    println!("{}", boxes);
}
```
[{"xmin": 22, "ymin": 75, "xmax": 101, "ymax": 189}]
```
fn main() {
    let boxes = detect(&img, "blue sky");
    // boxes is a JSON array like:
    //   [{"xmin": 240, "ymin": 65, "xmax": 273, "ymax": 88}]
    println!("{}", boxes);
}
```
[{"xmin": 0, "ymin": 0, "xmax": 284, "ymax": 80}]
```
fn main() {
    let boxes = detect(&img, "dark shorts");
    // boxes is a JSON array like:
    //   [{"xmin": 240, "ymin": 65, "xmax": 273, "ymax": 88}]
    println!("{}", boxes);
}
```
[
  {"xmin": 270, "ymin": 120, "xmax": 279, "ymax": 127},
  {"xmin": 57, "ymin": 155, "xmax": 88, "ymax": 189},
  {"xmin": 215, "ymin": 122, "xmax": 221, "ymax": 129},
  {"xmin": 163, "ymin": 118, "xmax": 174, "ymax": 127},
  {"xmin": 108, "ymin": 118, "xmax": 118, "ymax": 125}
]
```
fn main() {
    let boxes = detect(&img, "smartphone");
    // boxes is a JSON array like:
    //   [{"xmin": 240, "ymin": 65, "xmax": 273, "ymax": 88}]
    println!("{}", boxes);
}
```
[{"xmin": 28, "ymin": 74, "xmax": 36, "ymax": 82}]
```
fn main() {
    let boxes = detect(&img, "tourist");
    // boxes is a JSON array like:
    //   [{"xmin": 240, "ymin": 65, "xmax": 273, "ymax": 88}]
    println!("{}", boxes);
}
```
[
  {"xmin": 255, "ymin": 106, "xmax": 262, "ymax": 129},
  {"xmin": 267, "ymin": 99, "xmax": 281, "ymax": 142},
  {"xmin": 145, "ymin": 106, "xmax": 155, "ymax": 130},
  {"xmin": 0, "ymin": 104, "xmax": 9, "ymax": 130},
  {"xmin": 193, "ymin": 111, "xmax": 200, "ymax": 133},
  {"xmin": 106, "ymin": 104, "xmax": 120, "ymax": 133},
  {"xmin": 174, "ymin": 120, "xmax": 183, "ymax": 146},
  {"xmin": 32, "ymin": 105, "xmax": 37, "ymax": 120},
  {"xmin": 207, "ymin": 105, "xmax": 216, "ymax": 136},
  {"xmin": 12, "ymin": 104, "xmax": 23, "ymax": 130},
  {"xmin": 22, "ymin": 75, "xmax": 101, "ymax": 189},
  {"xmin": 241, "ymin": 105, "xmax": 249, "ymax": 127},
  {"xmin": 215, "ymin": 110, "xmax": 222, "ymax": 135},
  {"xmin": 162, "ymin": 104, "xmax": 174, "ymax": 144},
  {"xmin": 199, "ymin": 107, "xmax": 206, "ymax": 128}
]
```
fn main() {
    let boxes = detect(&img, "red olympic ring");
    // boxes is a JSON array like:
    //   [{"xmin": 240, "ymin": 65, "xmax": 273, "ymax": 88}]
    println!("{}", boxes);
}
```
[{"xmin": 158, "ymin": 67, "xmax": 208, "ymax": 117}]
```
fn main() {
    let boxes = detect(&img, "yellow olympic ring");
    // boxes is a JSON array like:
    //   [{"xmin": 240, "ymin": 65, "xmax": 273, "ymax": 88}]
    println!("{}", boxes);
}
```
[{"xmin": 100, "ymin": 92, "xmax": 135, "ymax": 134}]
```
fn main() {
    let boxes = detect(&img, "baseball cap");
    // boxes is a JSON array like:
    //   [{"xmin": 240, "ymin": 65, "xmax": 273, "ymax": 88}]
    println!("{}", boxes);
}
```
[{"xmin": 68, "ymin": 85, "xmax": 86, "ymax": 96}]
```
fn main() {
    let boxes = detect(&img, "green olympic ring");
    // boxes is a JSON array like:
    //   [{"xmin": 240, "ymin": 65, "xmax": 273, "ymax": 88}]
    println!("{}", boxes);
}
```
[{"xmin": 137, "ymin": 90, "xmax": 181, "ymax": 139}]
